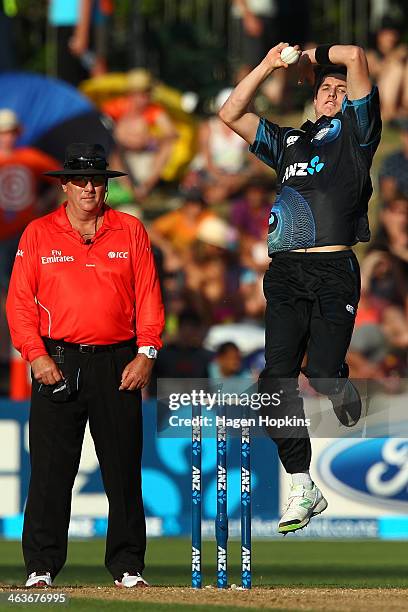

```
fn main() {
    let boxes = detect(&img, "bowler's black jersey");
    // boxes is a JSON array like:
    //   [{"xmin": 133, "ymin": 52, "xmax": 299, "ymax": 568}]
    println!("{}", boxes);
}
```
[{"xmin": 249, "ymin": 87, "xmax": 381, "ymax": 255}]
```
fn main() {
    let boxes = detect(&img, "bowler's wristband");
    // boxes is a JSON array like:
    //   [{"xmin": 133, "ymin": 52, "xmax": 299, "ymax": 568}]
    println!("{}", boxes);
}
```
[{"xmin": 315, "ymin": 44, "xmax": 335, "ymax": 65}]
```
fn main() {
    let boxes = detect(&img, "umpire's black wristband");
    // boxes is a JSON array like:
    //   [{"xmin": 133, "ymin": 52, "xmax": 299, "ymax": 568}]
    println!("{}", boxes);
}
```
[{"xmin": 315, "ymin": 44, "xmax": 335, "ymax": 65}]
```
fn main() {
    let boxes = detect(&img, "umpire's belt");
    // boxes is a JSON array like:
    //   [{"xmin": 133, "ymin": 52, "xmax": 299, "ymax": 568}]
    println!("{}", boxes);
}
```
[{"xmin": 43, "ymin": 338, "xmax": 135, "ymax": 354}]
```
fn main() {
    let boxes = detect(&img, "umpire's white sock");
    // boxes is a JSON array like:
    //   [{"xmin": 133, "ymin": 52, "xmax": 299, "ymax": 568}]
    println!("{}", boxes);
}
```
[{"xmin": 291, "ymin": 471, "xmax": 313, "ymax": 489}]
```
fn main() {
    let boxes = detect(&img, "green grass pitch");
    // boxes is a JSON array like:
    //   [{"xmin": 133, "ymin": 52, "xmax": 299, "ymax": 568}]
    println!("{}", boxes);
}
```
[{"xmin": 1, "ymin": 538, "xmax": 408, "ymax": 611}]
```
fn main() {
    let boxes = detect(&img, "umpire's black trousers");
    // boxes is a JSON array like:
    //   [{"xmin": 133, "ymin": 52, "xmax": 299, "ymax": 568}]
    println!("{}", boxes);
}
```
[
  {"xmin": 259, "ymin": 250, "xmax": 360, "ymax": 473},
  {"xmin": 23, "ymin": 340, "xmax": 145, "ymax": 581}
]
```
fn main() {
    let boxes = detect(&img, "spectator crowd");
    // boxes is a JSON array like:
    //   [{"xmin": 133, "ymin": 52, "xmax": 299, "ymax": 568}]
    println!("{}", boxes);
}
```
[{"xmin": 1, "ymin": 1, "xmax": 408, "ymax": 395}]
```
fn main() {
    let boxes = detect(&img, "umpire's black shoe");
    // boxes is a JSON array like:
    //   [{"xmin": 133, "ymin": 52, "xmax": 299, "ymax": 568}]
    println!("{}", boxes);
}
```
[{"xmin": 329, "ymin": 379, "xmax": 361, "ymax": 427}]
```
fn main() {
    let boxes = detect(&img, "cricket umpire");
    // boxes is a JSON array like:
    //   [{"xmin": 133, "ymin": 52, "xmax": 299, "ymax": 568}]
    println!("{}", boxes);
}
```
[
  {"xmin": 6, "ymin": 143, "xmax": 164, "ymax": 588},
  {"xmin": 219, "ymin": 44, "xmax": 381, "ymax": 533}
]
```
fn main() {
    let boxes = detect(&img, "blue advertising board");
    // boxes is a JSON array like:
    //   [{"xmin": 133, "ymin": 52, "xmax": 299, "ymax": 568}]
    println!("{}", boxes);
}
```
[
  {"xmin": 2, "ymin": 399, "xmax": 407, "ymax": 540},
  {"xmin": 0, "ymin": 399, "xmax": 279, "ymax": 538}
]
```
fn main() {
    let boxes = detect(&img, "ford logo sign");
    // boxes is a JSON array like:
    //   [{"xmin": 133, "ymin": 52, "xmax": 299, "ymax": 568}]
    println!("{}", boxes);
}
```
[{"xmin": 317, "ymin": 438, "xmax": 408, "ymax": 511}]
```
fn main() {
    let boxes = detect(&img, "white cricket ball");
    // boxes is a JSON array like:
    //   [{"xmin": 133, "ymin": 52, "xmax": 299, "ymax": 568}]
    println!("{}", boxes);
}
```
[{"xmin": 280, "ymin": 46, "xmax": 299, "ymax": 65}]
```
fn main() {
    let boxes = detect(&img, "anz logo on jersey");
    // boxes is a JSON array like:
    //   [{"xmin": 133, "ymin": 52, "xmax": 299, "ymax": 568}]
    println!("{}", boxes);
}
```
[{"xmin": 282, "ymin": 156, "xmax": 325, "ymax": 183}]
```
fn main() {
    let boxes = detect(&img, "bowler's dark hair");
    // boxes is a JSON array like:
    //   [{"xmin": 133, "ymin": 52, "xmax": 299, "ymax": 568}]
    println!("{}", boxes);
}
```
[{"xmin": 313, "ymin": 66, "xmax": 347, "ymax": 99}]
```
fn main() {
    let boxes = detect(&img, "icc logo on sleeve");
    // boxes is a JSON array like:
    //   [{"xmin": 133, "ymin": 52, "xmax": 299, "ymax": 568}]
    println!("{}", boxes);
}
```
[{"xmin": 108, "ymin": 251, "xmax": 128, "ymax": 259}]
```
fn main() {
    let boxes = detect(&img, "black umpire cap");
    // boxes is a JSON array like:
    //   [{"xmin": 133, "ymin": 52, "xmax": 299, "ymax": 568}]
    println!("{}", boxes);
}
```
[{"xmin": 44, "ymin": 143, "xmax": 127, "ymax": 178}]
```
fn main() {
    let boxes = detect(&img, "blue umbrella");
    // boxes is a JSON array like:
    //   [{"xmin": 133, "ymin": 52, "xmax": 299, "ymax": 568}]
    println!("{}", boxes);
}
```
[{"xmin": 0, "ymin": 72, "xmax": 113, "ymax": 161}]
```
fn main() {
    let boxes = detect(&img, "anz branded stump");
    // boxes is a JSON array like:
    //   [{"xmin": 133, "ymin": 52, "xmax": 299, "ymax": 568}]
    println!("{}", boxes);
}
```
[
  {"xmin": 191, "ymin": 402, "xmax": 202, "ymax": 589},
  {"xmin": 191, "ymin": 402, "xmax": 252, "ymax": 589}
]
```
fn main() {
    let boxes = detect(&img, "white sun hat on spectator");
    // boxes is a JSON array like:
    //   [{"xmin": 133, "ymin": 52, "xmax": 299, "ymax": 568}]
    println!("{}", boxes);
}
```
[
  {"xmin": 197, "ymin": 216, "xmax": 236, "ymax": 249},
  {"xmin": 204, "ymin": 322, "xmax": 265, "ymax": 355},
  {"xmin": 0, "ymin": 108, "xmax": 20, "ymax": 132}
]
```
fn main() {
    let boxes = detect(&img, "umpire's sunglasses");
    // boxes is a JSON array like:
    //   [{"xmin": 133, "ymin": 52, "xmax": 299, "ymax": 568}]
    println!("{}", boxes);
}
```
[{"xmin": 68, "ymin": 175, "xmax": 107, "ymax": 187}]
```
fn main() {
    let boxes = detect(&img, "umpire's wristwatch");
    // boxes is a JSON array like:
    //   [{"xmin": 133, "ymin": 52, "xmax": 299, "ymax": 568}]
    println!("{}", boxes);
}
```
[{"xmin": 138, "ymin": 346, "xmax": 158, "ymax": 359}]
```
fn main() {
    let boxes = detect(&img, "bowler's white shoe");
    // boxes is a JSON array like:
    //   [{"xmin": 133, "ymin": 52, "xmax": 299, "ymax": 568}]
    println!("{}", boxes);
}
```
[
  {"xmin": 25, "ymin": 572, "xmax": 52, "ymax": 588},
  {"xmin": 278, "ymin": 484, "xmax": 328, "ymax": 534},
  {"xmin": 114, "ymin": 572, "xmax": 149, "ymax": 588}
]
